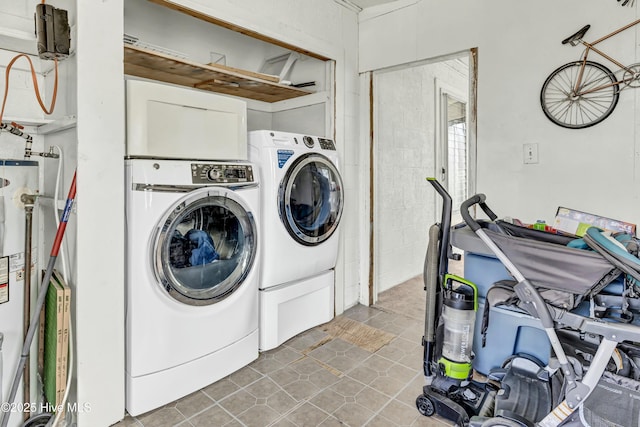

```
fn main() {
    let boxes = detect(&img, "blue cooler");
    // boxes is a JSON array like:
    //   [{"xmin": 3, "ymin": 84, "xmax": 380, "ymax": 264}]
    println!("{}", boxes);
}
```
[{"xmin": 464, "ymin": 251, "xmax": 551, "ymax": 375}]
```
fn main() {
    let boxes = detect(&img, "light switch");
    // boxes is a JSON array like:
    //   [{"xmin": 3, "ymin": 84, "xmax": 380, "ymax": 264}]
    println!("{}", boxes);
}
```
[{"xmin": 523, "ymin": 143, "xmax": 538, "ymax": 164}]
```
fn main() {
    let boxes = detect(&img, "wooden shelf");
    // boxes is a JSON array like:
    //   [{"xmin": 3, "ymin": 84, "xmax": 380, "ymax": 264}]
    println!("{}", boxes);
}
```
[{"xmin": 124, "ymin": 44, "xmax": 313, "ymax": 103}]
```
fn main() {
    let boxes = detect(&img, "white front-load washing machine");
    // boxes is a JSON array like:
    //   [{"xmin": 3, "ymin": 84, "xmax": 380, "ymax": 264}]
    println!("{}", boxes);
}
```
[
  {"xmin": 248, "ymin": 130, "xmax": 344, "ymax": 351},
  {"xmin": 125, "ymin": 158, "xmax": 259, "ymax": 416}
]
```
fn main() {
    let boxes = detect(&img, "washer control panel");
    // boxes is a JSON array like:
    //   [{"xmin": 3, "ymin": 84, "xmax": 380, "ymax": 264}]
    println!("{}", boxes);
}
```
[{"xmin": 191, "ymin": 163, "xmax": 254, "ymax": 184}]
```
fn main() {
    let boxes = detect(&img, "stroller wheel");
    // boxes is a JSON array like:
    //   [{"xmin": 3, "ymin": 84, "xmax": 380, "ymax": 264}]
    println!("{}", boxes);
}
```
[
  {"xmin": 480, "ymin": 416, "xmax": 528, "ymax": 427},
  {"xmin": 22, "ymin": 413, "xmax": 53, "ymax": 427},
  {"xmin": 416, "ymin": 394, "xmax": 435, "ymax": 417}
]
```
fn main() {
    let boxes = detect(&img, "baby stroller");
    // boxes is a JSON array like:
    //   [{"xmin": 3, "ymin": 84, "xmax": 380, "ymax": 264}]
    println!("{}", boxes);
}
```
[{"xmin": 457, "ymin": 194, "xmax": 640, "ymax": 427}]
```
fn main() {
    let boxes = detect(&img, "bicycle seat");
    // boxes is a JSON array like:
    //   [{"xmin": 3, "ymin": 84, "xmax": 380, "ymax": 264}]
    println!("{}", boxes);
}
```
[{"xmin": 562, "ymin": 24, "xmax": 590, "ymax": 46}]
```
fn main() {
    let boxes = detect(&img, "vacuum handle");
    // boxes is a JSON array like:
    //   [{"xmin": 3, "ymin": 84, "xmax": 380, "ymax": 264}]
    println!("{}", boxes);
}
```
[{"xmin": 427, "ymin": 178, "xmax": 453, "ymax": 275}]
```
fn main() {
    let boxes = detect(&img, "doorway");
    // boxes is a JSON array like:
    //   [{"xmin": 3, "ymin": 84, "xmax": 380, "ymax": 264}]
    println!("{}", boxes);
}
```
[{"xmin": 369, "ymin": 50, "xmax": 476, "ymax": 303}]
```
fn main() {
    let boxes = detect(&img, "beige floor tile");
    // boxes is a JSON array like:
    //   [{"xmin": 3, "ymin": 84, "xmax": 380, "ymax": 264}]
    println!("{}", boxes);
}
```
[
  {"xmin": 265, "ymin": 390, "xmax": 298, "ymax": 414},
  {"xmin": 244, "ymin": 377, "xmax": 281, "ymax": 399},
  {"xmin": 354, "ymin": 386, "xmax": 390, "ymax": 412},
  {"xmin": 235, "ymin": 404, "xmax": 280, "ymax": 427},
  {"xmin": 330, "ymin": 377, "xmax": 366, "ymax": 398},
  {"xmin": 270, "ymin": 418, "xmax": 298, "ymax": 427},
  {"xmin": 111, "ymin": 415, "xmax": 143, "ymax": 426},
  {"xmin": 332, "ymin": 402, "xmax": 376, "ymax": 426},
  {"xmin": 136, "ymin": 406, "xmax": 187, "ymax": 427},
  {"xmin": 218, "ymin": 390, "xmax": 257, "ymax": 417},
  {"xmin": 228, "ymin": 367, "xmax": 263, "ymax": 388},
  {"xmin": 174, "ymin": 391, "xmax": 215, "ymax": 418},
  {"xmin": 268, "ymin": 366, "xmax": 301, "ymax": 387},
  {"xmin": 201, "ymin": 378, "xmax": 241, "ymax": 402},
  {"xmin": 379, "ymin": 399, "xmax": 420, "ymax": 426},
  {"xmin": 285, "ymin": 402, "xmax": 331, "ymax": 426},
  {"xmin": 188, "ymin": 404, "xmax": 234, "ymax": 427},
  {"xmin": 281, "ymin": 378, "xmax": 321, "ymax": 401},
  {"xmin": 369, "ymin": 375, "xmax": 410, "ymax": 397},
  {"xmin": 309, "ymin": 388, "xmax": 347, "ymax": 414}
]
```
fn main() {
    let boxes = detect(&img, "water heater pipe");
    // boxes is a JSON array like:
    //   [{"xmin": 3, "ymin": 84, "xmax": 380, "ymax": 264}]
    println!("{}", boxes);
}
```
[
  {"xmin": 21, "ymin": 194, "xmax": 36, "ymax": 423},
  {"xmin": 0, "ymin": 123, "xmax": 60, "ymax": 159},
  {"xmin": 0, "ymin": 171, "xmax": 75, "ymax": 427}
]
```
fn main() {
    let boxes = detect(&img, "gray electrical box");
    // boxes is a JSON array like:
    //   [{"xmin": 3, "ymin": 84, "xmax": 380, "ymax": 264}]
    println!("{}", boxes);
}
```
[{"xmin": 35, "ymin": 4, "xmax": 70, "ymax": 60}]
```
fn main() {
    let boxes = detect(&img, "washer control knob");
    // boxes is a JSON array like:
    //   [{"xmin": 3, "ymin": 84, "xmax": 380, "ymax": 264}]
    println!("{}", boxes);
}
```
[{"xmin": 207, "ymin": 168, "xmax": 221, "ymax": 180}]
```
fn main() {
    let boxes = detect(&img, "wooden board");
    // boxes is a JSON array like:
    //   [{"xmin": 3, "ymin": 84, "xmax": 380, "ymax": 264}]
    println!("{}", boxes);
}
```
[
  {"xmin": 205, "ymin": 63, "xmax": 280, "ymax": 83},
  {"xmin": 319, "ymin": 316, "xmax": 395, "ymax": 353},
  {"xmin": 124, "ymin": 44, "xmax": 312, "ymax": 103}
]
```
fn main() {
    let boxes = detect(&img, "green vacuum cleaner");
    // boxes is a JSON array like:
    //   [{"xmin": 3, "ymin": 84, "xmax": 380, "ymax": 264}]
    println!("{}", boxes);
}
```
[{"xmin": 415, "ymin": 178, "xmax": 495, "ymax": 425}]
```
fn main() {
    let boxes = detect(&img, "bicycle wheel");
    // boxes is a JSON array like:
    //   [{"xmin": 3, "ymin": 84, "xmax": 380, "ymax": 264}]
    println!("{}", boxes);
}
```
[{"xmin": 540, "ymin": 61, "xmax": 619, "ymax": 129}]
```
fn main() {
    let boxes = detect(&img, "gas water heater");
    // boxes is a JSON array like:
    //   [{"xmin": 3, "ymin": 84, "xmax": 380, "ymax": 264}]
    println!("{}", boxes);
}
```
[{"xmin": 0, "ymin": 160, "xmax": 38, "ymax": 427}]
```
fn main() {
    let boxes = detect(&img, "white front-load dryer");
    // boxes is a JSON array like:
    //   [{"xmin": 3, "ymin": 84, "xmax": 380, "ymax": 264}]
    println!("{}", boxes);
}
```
[
  {"xmin": 248, "ymin": 130, "xmax": 344, "ymax": 351},
  {"xmin": 125, "ymin": 158, "xmax": 259, "ymax": 416}
]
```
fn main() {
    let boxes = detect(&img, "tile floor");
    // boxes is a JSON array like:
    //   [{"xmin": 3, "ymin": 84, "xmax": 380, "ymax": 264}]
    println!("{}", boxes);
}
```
[{"xmin": 115, "ymin": 264, "xmax": 464, "ymax": 427}]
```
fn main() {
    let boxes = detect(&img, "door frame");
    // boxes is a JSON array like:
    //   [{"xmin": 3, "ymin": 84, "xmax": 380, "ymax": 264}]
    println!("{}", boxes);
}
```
[{"xmin": 364, "ymin": 48, "xmax": 478, "ymax": 305}]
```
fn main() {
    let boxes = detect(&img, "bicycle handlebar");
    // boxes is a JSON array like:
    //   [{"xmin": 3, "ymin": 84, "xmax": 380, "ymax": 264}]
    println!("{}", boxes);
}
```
[
  {"xmin": 460, "ymin": 194, "xmax": 500, "ymax": 232},
  {"xmin": 562, "ymin": 24, "xmax": 590, "ymax": 45}
]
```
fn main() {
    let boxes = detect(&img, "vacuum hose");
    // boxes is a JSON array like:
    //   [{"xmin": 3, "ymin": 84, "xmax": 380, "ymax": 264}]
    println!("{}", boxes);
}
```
[
  {"xmin": 0, "ymin": 172, "xmax": 76, "ymax": 427},
  {"xmin": 422, "ymin": 223, "xmax": 440, "ymax": 378}
]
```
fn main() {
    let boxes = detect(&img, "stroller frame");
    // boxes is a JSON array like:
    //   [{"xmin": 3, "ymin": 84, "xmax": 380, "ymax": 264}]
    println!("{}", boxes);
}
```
[{"xmin": 460, "ymin": 194, "xmax": 640, "ymax": 427}]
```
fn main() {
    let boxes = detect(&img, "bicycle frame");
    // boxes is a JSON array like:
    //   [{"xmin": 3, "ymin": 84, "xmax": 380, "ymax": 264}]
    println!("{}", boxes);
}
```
[{"xmin": 574, "ymin": 18, "xmax": 640, "ymax": 96}]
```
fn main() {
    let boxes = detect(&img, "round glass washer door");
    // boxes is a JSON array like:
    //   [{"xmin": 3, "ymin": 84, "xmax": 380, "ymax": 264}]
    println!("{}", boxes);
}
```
[
  {"xmin": 279, "ymin": 153, "xmax": 344, "ymax": 246},
  {"xmin": 152, "ymin": 188, "xmax": 257, "ymax": 306}
]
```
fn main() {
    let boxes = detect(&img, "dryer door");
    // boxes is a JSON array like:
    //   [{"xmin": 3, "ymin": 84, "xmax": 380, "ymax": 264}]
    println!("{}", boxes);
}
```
[
  {"xmin": 279, "ymin": 153, "xmax": 344, "ymax": 246},
  {"xmin": 152, "ymin": 187, "xmax": 257, "ymax": 306}
]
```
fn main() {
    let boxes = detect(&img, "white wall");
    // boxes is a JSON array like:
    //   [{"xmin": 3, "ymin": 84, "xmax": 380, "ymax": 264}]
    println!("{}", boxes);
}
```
[
  {"xmin": 374, "ymin": 59, "xmax": 468, "ymax": 293},
  {"xmin": 74, "ymin": 2, "xmax": 125, "ymax": 425},
  {"xmin": 360, "ymin": 0, "xmax": 640, "ymax": 229}
]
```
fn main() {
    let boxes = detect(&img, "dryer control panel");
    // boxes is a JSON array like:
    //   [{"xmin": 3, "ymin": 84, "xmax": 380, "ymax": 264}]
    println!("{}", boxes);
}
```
[
  {"xmin": 191, "ymin": 163, "xmax": 254, "ymax": 184},
  {"xmin": 318, "ymin": 138, "xmax": 336, "ymax": 151}
]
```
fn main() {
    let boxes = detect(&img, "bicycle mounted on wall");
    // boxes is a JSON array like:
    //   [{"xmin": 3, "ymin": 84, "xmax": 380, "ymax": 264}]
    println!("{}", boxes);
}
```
[{"xmin": 540, "ymin": 19, "xmax": 640, "ymax": 129}]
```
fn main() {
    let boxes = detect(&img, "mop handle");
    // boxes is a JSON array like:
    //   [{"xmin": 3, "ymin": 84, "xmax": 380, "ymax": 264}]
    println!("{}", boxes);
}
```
[
  {"xmin": 52, "ymin": 172, "xmax": 76, "ymax": 256},
  {"xmin": 0, "ymin": 171, "xmax": 76, "ymax": 427}
]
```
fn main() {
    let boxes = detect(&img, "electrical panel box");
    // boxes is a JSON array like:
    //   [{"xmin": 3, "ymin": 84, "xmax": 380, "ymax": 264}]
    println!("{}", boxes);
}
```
[{"xmin": 35, "ymin": 4, "xmax": 70, "ymax": 60}]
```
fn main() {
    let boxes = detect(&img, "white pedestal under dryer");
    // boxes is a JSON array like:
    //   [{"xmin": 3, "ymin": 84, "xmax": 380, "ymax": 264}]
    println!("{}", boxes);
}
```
[
  {"xmin": 124, "ymin": 159, "xmax": 260, "ymax": 416},
  {"xmin": 248, "ymin": 130, "xmax": 344, "ymax": 351}
]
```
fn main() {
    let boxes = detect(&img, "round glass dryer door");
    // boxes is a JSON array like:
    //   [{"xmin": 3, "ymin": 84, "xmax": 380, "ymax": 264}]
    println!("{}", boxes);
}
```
[
  {"xmin": 153, "ymin": 188, "xmax": 257, "ymax": 306},
  {"xmin": 279, "ymin": 153, "xmax": 343, "ymax": 246}
]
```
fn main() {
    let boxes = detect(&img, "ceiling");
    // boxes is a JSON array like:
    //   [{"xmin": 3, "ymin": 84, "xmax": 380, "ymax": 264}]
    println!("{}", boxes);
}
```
[
  {"xmin": 335, "ymin": 0, "xmax": 399, "ymax": 11},
  {"xmin": 348, "ymin": 0, "xmax": 397, "ymax": 8}
]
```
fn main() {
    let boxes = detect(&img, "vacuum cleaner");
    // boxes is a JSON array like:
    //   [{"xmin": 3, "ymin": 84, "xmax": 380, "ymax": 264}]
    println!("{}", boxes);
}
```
[
  {"xmin": 416, "ymin": 182, "xmax": 557, "ymax": 427},
  {"xmin": 415, "ymin": 178, "xmax": 495, "ymax": 425}
]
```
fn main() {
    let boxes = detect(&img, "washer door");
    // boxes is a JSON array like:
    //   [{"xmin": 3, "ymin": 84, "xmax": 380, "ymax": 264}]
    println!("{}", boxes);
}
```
[
  {"xmin": 279, "ymin": 153, "xmax": 343, "ymax": 246},
  {"xmin": 153, "ymin": 188, "xmax": 257, "ymax": 306}
]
